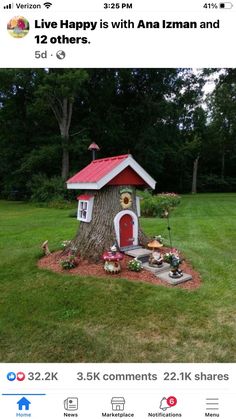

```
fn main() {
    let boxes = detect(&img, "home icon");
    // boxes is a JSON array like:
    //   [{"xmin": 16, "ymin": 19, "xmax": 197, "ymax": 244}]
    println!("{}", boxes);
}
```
[
  {"xmin": 111, "ymin": 397, "xmax": 125, "ymax": 411},
  {"xmin": 17, "ymin": 397, "xmax": 31, "ymax": 411}
]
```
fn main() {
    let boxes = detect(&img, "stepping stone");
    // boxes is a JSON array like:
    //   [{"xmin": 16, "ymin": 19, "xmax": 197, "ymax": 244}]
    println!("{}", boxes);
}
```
[
  {"xmin": 157, "ymin": 271, "xmax": 192, "ymax": 285},
  {"xmin": 142, "ymin": 262, "xmax": 170, "ymax": 274},
  {"xmin": 137, "ymin": 254, "xmax": 152, "ymax": 264},
  {"xmin": 125, "ymin": 248, "xmax": 152, "ymax": 259},
  {"xmin": 121, "ymin": 245, "xmax": 142, "ymax": 252}
]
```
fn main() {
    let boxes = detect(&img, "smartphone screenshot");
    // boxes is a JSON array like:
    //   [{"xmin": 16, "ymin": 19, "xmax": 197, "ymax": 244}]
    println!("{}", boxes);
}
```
[{"xmin": 0, "ymin": 0, "xmax": 235, "ymax": 417}]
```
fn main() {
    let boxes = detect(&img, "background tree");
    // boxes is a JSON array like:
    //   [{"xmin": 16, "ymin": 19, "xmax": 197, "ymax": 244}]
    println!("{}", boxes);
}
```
[
  {"xmin": 209, "ymin": 73, "xmax": 236, "ymax": 182},
  {"xmin": 0, "ymin": 68, "xmax": 235, "ymax": 200},
  {"xmin": 34, "ymin": 69, "xmax": 88, "ymax": 179}
]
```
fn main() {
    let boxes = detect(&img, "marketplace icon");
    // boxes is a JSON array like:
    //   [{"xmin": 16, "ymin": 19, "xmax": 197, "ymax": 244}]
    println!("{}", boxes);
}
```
[{"xmin": 7, "ymin": 16, "xmax": 30, "ymax": 38}]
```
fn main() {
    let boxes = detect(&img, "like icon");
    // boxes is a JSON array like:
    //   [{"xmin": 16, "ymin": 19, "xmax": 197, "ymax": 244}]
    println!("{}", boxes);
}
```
[{"xmin": 7, "ymin": 372, "xmax": 16, "ymax": 381}]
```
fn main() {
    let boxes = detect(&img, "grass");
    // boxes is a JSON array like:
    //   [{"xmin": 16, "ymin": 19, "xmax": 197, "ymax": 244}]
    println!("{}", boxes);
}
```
[{"xmin": 0, "ymin": 194, "xmax": 235, "ymax": 362}]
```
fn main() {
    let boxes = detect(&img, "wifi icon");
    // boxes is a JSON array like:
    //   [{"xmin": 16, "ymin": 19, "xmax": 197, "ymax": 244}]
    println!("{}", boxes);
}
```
[{"xmin": 43, "ymin": 2, "xmax": 52, "ymax": 8}]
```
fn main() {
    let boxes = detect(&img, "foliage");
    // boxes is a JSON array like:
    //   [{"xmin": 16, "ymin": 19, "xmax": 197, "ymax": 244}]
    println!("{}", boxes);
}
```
[
  {"xmin": 154, "ymin": 235, "xmax": 165, "ymax": 244},
  {"xmin": 140, "ymin": 192, "xmax": 181, "ymax": 217},
  {"xmin": 34, "ymin": 69, "xmax": 89, "ymax": 179},
  {"xmin": 60, "ymin": 255, "xmax": 79, "ymax": 270},
  {"xmin": 61, "ymin": 240, "xmax": 72, "ymax": 249},
  {"xmin": 198, "ymin": 175, "xmax": 236, "ymax": 193},
  {"xmin": 27, "ymin": 173, "xmax": 75, "ymax": 205},
  {"xmin": 127, "ymin": 258, "xmax": 143, "ymax": 272},
  {"xmin": 0, "ymin": 68, "xmax": 236, "ymax": 197},
  {"xmin": 27, "ymin": 174, "xmax": 68, "ymax": 203}
]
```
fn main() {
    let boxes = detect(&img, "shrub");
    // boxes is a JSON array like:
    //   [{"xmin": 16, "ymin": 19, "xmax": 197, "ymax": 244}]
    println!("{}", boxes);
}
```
[
  {"xmin": 27, "ymin": 174, "xmax": 76, "ymax": 205},
  {"xmin": 140, "ymin": 192, "xmax": 181, "ymax": 218},
  {"xmin": 60, "ymin": 255, "xmax": 79, "ymax": 270},
  {"xmin": 128, "ymin": 258, "xmax": 142, "ymax": 272}
]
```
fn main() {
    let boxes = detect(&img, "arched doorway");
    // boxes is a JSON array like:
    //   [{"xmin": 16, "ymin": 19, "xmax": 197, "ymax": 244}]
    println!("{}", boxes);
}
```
[{"xmin": 114, "ymin": 210, "xmax": 138, "ymax": 249}]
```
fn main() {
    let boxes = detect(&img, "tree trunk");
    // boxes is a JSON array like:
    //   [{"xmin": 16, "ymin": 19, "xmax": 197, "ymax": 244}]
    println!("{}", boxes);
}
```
[
  {"xmin": 51, "ymin": 97, "xmax": 73, "ymax": 180},
  {"xmin": 61, "ymin": 137, "xmax": 69, "ymax": 180},
  {"xmin": 221, "ymin": 147, "xmax": 225, "ymax": 181},
  {"xmin": 68, "ymin": 186, "xmax": 149, "ymax": 261},
  {"xmin": 191, "ymin": 155, "xmax": 200, "ymax": 194}
]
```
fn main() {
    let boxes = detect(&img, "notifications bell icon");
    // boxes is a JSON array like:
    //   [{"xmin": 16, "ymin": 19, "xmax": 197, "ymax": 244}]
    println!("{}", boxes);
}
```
[
  {"xmin": 160, "ymin": 396, "xmax": 177, "ymax": 411},
  {"xmin": 160, "ymin": 397, "xmax": 169, "ymax": 411}
]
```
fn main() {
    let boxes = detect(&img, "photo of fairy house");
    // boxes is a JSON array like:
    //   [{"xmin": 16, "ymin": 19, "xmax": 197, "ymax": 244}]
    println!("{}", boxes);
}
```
[{"xmin": 66, "ymin": 153, "xmax": 156, "ymax": 260}]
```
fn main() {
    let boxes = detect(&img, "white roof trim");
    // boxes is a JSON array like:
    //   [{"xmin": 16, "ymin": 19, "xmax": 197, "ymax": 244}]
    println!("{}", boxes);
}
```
[
  {"xmin": 67, "ymin": 182, "xmax": 99, "ymax": 190},
  {"xmin": 67, "ymin": 155, "xmax": 156, "ymax": 190}
]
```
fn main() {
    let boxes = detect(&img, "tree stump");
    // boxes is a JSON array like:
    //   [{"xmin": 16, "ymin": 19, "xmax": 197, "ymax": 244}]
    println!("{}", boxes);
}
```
[{"xmin": 68, "ymin": 185, "xmax": 149, "ymax": 261}]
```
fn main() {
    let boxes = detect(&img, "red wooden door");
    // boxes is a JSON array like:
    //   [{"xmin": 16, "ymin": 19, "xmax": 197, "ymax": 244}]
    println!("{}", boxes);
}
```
[{"xmin": 119, "ymin": 214, "xmax": 133, "ymax": 247}]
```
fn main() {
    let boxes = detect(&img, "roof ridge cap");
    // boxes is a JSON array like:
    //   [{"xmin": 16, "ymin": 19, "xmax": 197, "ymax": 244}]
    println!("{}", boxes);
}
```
[{"xmin": 92, "ymin": 154, "xmax": 130, "ymax": 163}]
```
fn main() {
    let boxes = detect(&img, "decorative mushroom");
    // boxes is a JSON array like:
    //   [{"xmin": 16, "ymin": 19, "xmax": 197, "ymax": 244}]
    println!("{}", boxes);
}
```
[
  {"xmin": 102, "ymin": 246, "xmax": 124, "ymax": 274},
  {"xmin": 147, "ymin": 238, "xmax": 163, "ymax": 251},
  {"xmin": 148, "ymin": 238, "xmax": 164, "ymax": 267}
]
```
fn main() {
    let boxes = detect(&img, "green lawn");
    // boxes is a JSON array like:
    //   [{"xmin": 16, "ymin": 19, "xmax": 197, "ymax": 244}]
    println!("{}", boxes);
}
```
[{"xmin": 0, "ymin": 194, "xmax": 235, "ymax": 362}]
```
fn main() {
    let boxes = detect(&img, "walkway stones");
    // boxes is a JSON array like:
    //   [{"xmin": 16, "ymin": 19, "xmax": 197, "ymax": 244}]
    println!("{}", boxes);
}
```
[
  {"xmin": 157, "ymin": 271, "xmax": 192, "ymax": 285},
  {"xmin": 142, "ymin": 262, "xmax": 170, "ymax": 274}
]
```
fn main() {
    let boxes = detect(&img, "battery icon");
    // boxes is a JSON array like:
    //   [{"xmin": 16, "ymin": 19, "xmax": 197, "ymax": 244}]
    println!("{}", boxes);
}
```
[{"xmin": 219, "ymin": 2, "xmax": 233, "ymax": 8}]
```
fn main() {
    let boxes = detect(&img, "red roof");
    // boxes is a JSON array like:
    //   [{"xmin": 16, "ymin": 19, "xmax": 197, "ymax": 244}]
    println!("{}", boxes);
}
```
[
  {"xmin": 77, "ymin": 194, "xmax": 94, "ymax": 201},
  {"xmin": 68, "ymin": 155, "xmax": 129, "ymax": 184},
  {"xmin": 67, "ymin": 154, "xmax": 156, "ymax": 190}
]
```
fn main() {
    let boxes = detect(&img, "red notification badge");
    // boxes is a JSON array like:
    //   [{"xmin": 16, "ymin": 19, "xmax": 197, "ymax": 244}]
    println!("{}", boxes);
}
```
[{"xmin": 167, "ymin": 396, "xmax": 177, "ymax": 407}]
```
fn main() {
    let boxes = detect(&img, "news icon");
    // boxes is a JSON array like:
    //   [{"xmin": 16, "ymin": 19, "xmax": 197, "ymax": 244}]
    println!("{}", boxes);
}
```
[{"xmin": 64, "ymin": 397, "xmax": 78, "ymax": 411}]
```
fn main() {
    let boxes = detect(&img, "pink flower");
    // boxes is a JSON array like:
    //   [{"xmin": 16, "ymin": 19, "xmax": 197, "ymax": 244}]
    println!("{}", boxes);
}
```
[{"xmin": 17, "ymin": 19, "xmax": 25, "ymax": 30}]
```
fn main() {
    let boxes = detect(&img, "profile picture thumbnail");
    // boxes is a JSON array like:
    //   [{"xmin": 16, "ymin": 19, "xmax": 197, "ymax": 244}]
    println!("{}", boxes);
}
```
[{"xmin": 7, "ymin": 16, "xmax": 30, "ymax": 38}]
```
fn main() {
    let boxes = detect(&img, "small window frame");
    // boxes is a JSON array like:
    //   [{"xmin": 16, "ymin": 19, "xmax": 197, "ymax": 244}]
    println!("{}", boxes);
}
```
[{"xmin": 77, "ymin": 196, "xmax": 94, "ymax": 223}]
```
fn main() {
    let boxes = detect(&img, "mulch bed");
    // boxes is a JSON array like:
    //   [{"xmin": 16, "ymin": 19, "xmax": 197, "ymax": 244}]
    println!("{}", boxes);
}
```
[{"xmin": 37, "ymin": 247, "xmax": 201, "ymax": 290}]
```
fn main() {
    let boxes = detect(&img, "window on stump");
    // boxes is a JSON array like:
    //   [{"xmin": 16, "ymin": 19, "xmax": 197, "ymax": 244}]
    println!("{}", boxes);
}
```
[{"xmin": 77, "ymin": 196, "xmax": 94, "ymax": 223}]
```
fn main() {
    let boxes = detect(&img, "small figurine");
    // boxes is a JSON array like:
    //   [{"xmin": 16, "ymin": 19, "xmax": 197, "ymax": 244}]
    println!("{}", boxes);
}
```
[
  {"xmin": 163, "ymin": 251, "xmax": 183, "ymax": 278},
  {"xmin": 110, "ymin": 244, "xmax": 117, "ymax": 255},
  {"xmin": 147, "ymin": 237, "xmax": 164, "ymax": 267},
  {"xmin": 149, "ymin": 251, "xmax": 164, "ymax": 267},
  {"xmin": 41, "ymin": 240, "xmax": 51, "ymax": 256}
]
